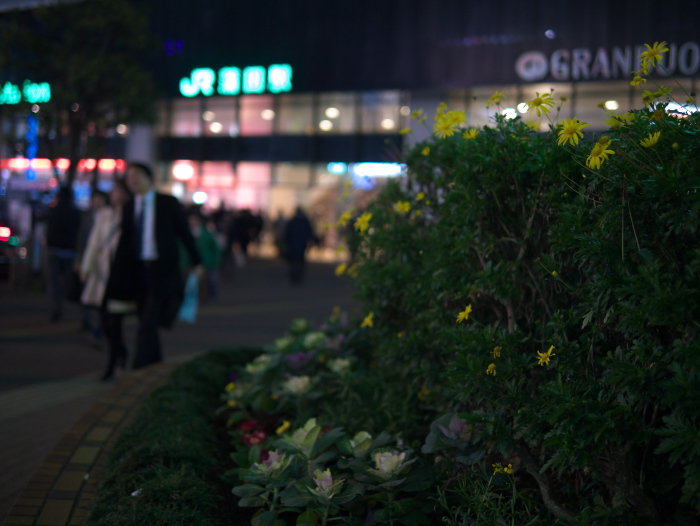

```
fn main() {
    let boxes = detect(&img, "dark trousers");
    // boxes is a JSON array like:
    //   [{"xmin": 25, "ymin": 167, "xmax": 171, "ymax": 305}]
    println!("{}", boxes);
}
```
[
  {"xmin": 133, "ymin": 262, "xmax": 163, "ymax": 369},
  {"xmin": 100, "ymin": 308, "xmax": 127, "ymax": 374},
  {"xmin": 46, "ymin": 250, "xmax": 75, "ymax": 317},
  {"xmin": 288, "ymin": 254, "xmax": 306, "ymax": 284}
]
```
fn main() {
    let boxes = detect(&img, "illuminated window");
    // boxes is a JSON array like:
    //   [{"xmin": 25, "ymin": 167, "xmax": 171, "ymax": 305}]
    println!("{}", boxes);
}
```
[
  {"xmin": 277, "ymin": 94, "xmax": 313, "ymax": 134},
  {"xmin": 318, "ymin": 93, "xmax": 355, "ymax": 133},
  {"xmin": 203, "ymin": 97, "xmax": 237, "ymax": 137},
  {"xmin": 240, "ymin": 95, "xmax": 274, "ymax": 135},
  {"xmin": 180, "ymin": 68, "xmax": 216, "ymax": 97},
  {"xmin": 268, "ymin": 64, "xmax": 292, "ymax": 93},
  {"xmin": 361, "ymin": 91, "xmax": 400, "ymax": 133},
  {"xmin": 218, "ymin": 67, "xmax": 241, "ymax": 96},
  {"xmin": 171, "ymin": 98, "xmax": 202, "ymax": 137},
  {"xmin": 243, "ymin": 67, "xmax": 266, "ymax": 94},
  {"xmin": 273, "ymin": 163, "xmax": 311, "ymax": 187}
]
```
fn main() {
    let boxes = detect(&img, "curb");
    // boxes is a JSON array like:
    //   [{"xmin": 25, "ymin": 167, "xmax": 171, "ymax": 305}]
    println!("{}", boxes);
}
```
[{"xmin": 2, "ymin": 363, "xmax": 177, "ymax": 526}]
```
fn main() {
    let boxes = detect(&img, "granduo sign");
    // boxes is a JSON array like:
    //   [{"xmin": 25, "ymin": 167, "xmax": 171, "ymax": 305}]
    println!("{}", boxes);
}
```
[{"xmin": 515, "ymin": 42, "xmax": 700, "ymax": 82}]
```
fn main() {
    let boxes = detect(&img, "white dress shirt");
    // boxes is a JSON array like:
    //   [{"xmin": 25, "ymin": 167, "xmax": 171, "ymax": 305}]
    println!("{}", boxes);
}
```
[{"xmin": 134, "ymin": 189, "xmax": 158, "ymax": 261}]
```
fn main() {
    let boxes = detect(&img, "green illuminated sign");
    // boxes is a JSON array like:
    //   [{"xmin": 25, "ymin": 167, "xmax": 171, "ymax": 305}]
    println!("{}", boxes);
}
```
[
  {"xmin": 180, "ymin": 68, "xmax": 215, "ymax": 97},
  {"xmin": 243, "ymin": 66, "xmax": 265, "ymax": 94},
  {"xmin": 0, "ymin": 82, "xmax": 21, "ymax": 104},
  {"xmin": 217, "ymin": 67, "xmax": 241, "ymax": 95},
  {"xmin": 179, "ymin": 64, "xmax": 292, "ymax": 97},
  {"xmin": 268, "ymin": 64, "xmax": 292, "ymax": 93},
  {"xmin": 23, "ymin": 81, "xmax": 51, "ymax": 104}
]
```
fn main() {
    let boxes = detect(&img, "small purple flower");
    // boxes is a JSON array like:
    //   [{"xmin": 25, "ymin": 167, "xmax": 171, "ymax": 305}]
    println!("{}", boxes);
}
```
[
  {"xmin": 284, "ymin": 351, "xmax": 311, "ymax": 370},
  {"xmin": 438, "ymin": 415, "xmax": 471, "ymax": 441},
  {"xmin": 229, "ymin": 372, "xmax": 240, "ymax": 381}
]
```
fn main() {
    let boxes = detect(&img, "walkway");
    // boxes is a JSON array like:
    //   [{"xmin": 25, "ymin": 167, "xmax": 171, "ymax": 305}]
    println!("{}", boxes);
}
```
[{"xmin": 0, "ymin": 257, "xmax": 357, "ymax": 523}]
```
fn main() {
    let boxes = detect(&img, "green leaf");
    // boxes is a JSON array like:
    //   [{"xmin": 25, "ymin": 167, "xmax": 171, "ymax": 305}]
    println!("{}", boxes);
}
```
[
  {"xmin": 232, "ymin": 484, "xmax": 266, "ymax": 497},
  {"xmin": 296, "ymin": 509, "xmax": 320, "ymax": 525},
  {"xmin": 252, "ymin": 510, "xmax": 279, "ymax": 526}
]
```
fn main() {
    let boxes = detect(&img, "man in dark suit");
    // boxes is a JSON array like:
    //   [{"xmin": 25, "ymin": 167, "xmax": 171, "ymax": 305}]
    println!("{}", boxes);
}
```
[{"xmin": 106, "ymin": 163, "xmax": 202, "ymax": 370}]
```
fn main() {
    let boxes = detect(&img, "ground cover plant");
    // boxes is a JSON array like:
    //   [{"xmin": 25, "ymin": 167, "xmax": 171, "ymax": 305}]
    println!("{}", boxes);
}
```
[
  {"xmin": 220, "ymin": 43, "xmax": 700, "ymax": 525},
  {"xmin": 88, "ymin": 348, "xmax": 261, "ymax": 526}
]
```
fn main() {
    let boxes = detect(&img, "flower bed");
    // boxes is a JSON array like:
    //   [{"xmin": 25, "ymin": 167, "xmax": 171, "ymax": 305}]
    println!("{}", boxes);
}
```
[{"xmin": 220, "ymin": 42, "xmax": 700, "ymax": 525}]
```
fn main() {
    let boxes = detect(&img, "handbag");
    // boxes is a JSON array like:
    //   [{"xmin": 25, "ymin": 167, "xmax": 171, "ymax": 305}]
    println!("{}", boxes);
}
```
[{"xmin": 177, "ymin": 272, "xmax": 199, "ymax": 323}]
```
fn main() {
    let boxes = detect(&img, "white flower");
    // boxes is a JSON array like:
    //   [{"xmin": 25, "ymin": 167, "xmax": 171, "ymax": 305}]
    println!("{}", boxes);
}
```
[
  {"xmin": 245, "ymin": 354, "xmax": 273, "ymax": 374},
  {"xmin": 303, "ymin": 331, "xmax": 325, "ymax": 349},
  {"xmin": 283, "ymin": 375, "xmax": 311, "ymax": 395},
  {"xmin": 369, "ymin": 450, "xmax": 411, "ymax": 479},
  {"xmin": 328, "ymin": 357, "xmax": 352, "ymax": 375},
  {"xmin": 250, "ymin": 450, "xmax": 291, "ymax": 476},
  {"xmin": 308, "ymin": 469, "xmax": 344, "ymax": 498},
  {"xmin": 274, "ymin": 336, "xmax": 294, "ymax": 351}
]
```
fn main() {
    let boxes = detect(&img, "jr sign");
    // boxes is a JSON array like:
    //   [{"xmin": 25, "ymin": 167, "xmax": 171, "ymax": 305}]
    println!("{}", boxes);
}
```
[{"xmin": 179, "ymin": 64, "xmax": 292, "ymax": 97}]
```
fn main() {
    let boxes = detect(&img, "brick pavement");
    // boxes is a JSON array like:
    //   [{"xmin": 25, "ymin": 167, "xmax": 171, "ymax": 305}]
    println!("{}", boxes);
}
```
[{"xmin": 0, "ymin": 257, "xmax": 357, "ymax": 523}]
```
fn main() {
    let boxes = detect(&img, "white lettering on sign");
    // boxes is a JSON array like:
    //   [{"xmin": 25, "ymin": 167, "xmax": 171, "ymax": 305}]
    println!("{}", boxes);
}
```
[
  {"xmin": 515, "ymin": 42, "xmax": 700, "ymax": 81},
  {"xmin": 514, "ymin": 51, "xmax": 548, "ymax": 81}
]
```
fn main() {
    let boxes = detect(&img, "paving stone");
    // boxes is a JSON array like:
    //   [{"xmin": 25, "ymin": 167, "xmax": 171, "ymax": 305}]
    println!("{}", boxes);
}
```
[
  {"xmin": 68, "ymin": 447, "xmax": 99, "ymax": 466},
  {"xmin": 100, "ymin": 409, "xmax": 124, "ymax": 424},
  {"xmin": 36, "ymin": 499, "xmax": 73, "ymax": 526},
  {"xmin": 52, "ymin": 471, "xmax": 86, "ymax": 493},
  {"xmin": 3, "ymin": 516, "xmax": 34, "ymax": 525},
  {"xmin": 83, "ymin": 427, "xmax": 111, "ymax": 443}
]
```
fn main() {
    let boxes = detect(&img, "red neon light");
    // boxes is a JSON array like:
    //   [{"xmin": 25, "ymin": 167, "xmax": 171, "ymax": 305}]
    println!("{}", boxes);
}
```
[
  {"xmin": 84, "ymin": 159, "xmax": 97, "ymax": 170},
  {"xmin": 0, "ymin": 226, "xmax": 11, "ymax": 241},
  {"xmin": 98, "ymin": 159, "xmax": 116, "ymax": 171},
  {"xmin": 115, "ymin": 159, "xmax": 125, "ymax": 171},
  {"xmin": 31, "ymin": 159, "xmax": 52, "ymax": 169},
  {"xmin": 8, "ymin": 159, "xmax": 29, "ymax": 170},
  {"xmin": 56, "ymin": 159, "xmax": 70, "ymax": 170}
]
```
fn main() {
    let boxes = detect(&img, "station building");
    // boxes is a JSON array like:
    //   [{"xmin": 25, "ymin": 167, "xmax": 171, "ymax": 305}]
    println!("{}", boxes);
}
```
[{"xmin": 2, "ymin": 0, "xmax": 699, "ymax": 235}]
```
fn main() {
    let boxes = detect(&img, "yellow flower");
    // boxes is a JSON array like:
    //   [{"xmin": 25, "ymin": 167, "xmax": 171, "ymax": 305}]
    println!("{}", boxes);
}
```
[
  {"xmin": 225, "ymin": 382, "xmax": 236, "ymax": 392},
  {"xmin": 492, "ymin": 346, "xmax": 501, "ymax": 358},
  {"xmin": 447, "ymin": 110, "xmax": 466, "ymax": 126},
  {"xmin": 361, "ymin": 312, "xmax": 374, "ymax": 328},
  {"xmin": 640, "ymin": 131, "xmax": 661, "ymax": 148},
  {"xmin": 436, "ymin": 102, "xmax": 448, "ymax": 114},
  {"xmin": 463, "ymin": 128, "xmax": 480, "ymax": 140},
  {"xmin": 421, "ymin": 146, "xmax": 430, "ymax": 156},
  {"xmin": 604, "ymin": 111, "xmax": 634, "ymax": 128},
  {"xmin": 347, "ymin": 263, "xmax": 359, "ymax": 278},
  {"xmin": 417, "ymin": 115, "xmax": 427, "ymax": 124},
  {"xmin": 335, "ymin": 263, "xmax": 347, "ymax": 276},
  {"xmin": 630, "ymin": 75, "xmax": 646, "ymax": 86},
  {"xmin": 524, "ymin": 120, "xmax": 539, "ymax": 131},
  {"xmin": 640, "ymin": 41, "xmax": 669, "ymax": 67},
  {"xmin": 597, "ymin": 136, "xmax": 612, "ymax": 148},
  {"xmin": 456, "ymin": 304, "xmax": 473, "ymax": 323},
  {"xmin": 329, "ymin": 306, "xmax": 341, "ymax": 322},
  {"xmin": 504, "ymin": 464, "xmax": 514, "ymax": 475},
  {"xmin": 654, "ymin": 86, "xmax": 672, "ymax": 98},
  {"xmin": 400, "ymin": 128, "xmax": 412, "ymax": 135},
  {"xmin": 276, "ymin": 420, "xmax": 291, "ymax": 434},
  {"xmin": 271, "ymin": 393, "xmax": 279, "ymax": 400},
  {"xmin": 651, "ymin": 108, "xmax": 665, "ymax": 122},
  {"xmin": 586, "ymin": 143, "xmax": 615, "ymax": 170},
  {"xmin": 416, "ymin": 192, "xmax": 425, "ymax": 201},
  {"xmin": 486, "ymin": 363, "xmax": 497, "ymax": 376},
  {"xmin": 526, "ymin": 92, "xmax": 555, "ymax": 117},
  {"xmin": 354, "ymin": 212, "xmax": 372, "ymax": 234},
  {"xmin": 642, "ymin": 90, "xmax": 657, "ymax": 104},
  {"xmin": 318, "ymin": 355, "xmax": 327, "ymax": 363},
  {"xmin": 337, "ymin": 209, "xmax": 354, "ymax": 228},
  {"xmin": 417, "ymin": 386, "xmax": 430, "ymax": 401},
  {"xmin": 536, "ymin": 345, "xmax": 556, "ymax": 366},
  {"xmin": 397, "ymin": 331, "xmax": 403, "ymax": 338},
  {"xmin": 557, "ymin": 117, "xmax": 589, "ymax": 146},
  {"xmin": 227, "ymin": 400, "xmax": 237, "ymax": 407},
  {"xmin": 394, "ymin": 201, "xmax": 411, "ymax": 215},
  {"xmin": 672, "ymin": 142, "xmax": 679, "ymax": 150},
  {"xmin": 414, "ymin": 210, "xmax": 422, "ymax": 217},
  {"xmin": 493, "ymin": 463, "xmax": 503, "ymax": 475},
  {"xmin": 410, "ymin": 109, "xmax": 424, "ymax": 120},
  {"xmin": 434, "ymin": 114, "xmax": 458, "ymax": 138},
  {"xmin": 686, "ymin": 97, "xmax": 694, "ymax": 105},
  {"xmin": 486, "ymin": 90, "xmax": 506, "ymax": 108}
]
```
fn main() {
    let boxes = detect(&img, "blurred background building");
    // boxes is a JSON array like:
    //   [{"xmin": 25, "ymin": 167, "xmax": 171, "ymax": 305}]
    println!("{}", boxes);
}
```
[{"xmin": 0, "ymin": 0, "xmax": 698, "ymax": 260}]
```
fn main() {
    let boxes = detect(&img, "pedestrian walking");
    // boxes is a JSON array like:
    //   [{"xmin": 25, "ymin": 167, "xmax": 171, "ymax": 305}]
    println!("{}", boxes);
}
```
[
  {"xmin": 105, "ymin": 163, "xmax": 203, "ymax": 370},
  {"xmin": 179, "ymin": 210, "xmax": 221, "ymax": 301},
  {"xmin": 283, "ymin": 206, "xmax": 319, "ymax": 285},
  {"xmin": 76, "ymin": 190, "xmax": 108, "ymax": 342},
  {"xmin": 79, "ymin": 179, "xmax": 133, "ymax": 380},
  {"xmin": 41, "ymin": 186, "xmax": 81, "ymax": 323}
]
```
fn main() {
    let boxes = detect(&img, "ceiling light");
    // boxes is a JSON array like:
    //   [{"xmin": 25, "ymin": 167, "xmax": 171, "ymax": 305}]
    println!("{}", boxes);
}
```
[
  {"xmin": 261, "ymin": 109, "xmax": 275, "ymax": 120},
  {"xmin": 319, "ymin": 120, "xmax": 333, "ymax": 131},
  {"xmin": 380, "ymin": 118, "xmax": 395, "ymax": 130},
  {"xmin": 203, "ymin": 111, "xmax": 215, "ymax": 121},
  {"xmin": 325, "ymin": 107, "xmax": 340, "ymax": 118}
]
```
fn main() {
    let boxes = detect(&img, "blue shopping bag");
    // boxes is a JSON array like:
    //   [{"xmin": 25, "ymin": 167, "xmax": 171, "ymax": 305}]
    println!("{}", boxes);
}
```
[{"xmin": 177, "ymin": 272, "xmax": 199, "ymax": 323}]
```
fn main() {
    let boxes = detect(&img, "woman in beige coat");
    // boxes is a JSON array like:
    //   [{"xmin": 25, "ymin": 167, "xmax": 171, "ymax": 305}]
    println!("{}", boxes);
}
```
[{"xmin": 80, "ymin": 180, "xmax": 132, "ymax": 380}]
